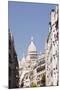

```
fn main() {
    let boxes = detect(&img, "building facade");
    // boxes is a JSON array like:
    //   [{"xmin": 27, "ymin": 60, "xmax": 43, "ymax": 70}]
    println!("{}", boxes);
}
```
[
  {"xmin": 36, "ymin": 53, "xmax": 45, "ymax": 86},
  {"xmin": 45, "ymin": 6, "xmax": 59, "ymax": 86},
  {"xmin": 19, "ymin": 37, "xmax": 45, "ymax": 87},
  {"xmin": 9, "ymin": 30, "xmax": 19, "ymax": 88}
]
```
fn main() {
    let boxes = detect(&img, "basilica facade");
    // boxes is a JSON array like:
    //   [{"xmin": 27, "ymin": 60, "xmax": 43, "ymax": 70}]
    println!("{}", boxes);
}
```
[{"xmin": 19, "ymin": 37, "xmax": 45, "ymax": 87}]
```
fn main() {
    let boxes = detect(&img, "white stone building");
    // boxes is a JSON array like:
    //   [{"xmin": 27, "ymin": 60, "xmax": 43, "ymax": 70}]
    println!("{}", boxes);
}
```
[
  {"xmin": 45, "ymin": 6, "xmax": 59, "ymax": 86},
  {"xmin": 36, "ymin": 53, "xmax": 45, "ymax": 86},
  {"xmin": 19, "ymin": 37, "xmax": 45, "ymax": 87}
]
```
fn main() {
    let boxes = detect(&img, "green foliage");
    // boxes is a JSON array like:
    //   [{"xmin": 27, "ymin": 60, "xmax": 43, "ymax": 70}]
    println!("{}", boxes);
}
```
[
  {"xmin": 41, "ymin": 74, "xmax": 45, "ymax": 86},
  {"xmin": 31, "ymin": 82, "xmax": 37, "ymax": 87}
]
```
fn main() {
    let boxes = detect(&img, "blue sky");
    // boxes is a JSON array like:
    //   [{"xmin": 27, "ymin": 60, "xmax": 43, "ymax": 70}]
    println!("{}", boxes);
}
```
[{"xmin": 8, "ymin": 1, "xmax": 57, "ymax": 60}]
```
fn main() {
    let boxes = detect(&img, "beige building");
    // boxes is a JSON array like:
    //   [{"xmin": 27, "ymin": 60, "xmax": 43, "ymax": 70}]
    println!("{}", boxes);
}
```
[{"xmin": 45, "ymin": 6, "xmax": 59, "ymax": 86}]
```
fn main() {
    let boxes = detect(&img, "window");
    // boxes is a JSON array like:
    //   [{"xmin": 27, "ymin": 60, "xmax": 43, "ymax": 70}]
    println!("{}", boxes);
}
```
[
  {"xmin": 37, "ymin": 66, "xmax": 45, "ymax": 72},
  {"xmin": 57, "ymin": 81, "xmax": 59, "ymax": 86},
  {"xmin": 47, "ymin": 75, "xmax": 49, "ymax": 78},
  {"xmin": 54, "ymin": 32, "xmax": 58, "ymax": 41},
  {"xmin": 39, "ymin": 60, "xmax": 45, "ymax": 65},
  {"xmin": 26, "ymin": 76, "xmax": 28, "ymax": 79},
  {"xmin": 53, "ymin": 41, "xmax": 55, "ymax": 44},
  {"xmin": 51, "ymin": 9, "xmax": 55, "ymax": 12},
  {"xmin": 28, "ymin": 65, "xmax": 30, "ymax": 68},
  {"xmin": 53, "ymin": 54, "xmax": 55, "ymax": 59},
  {"xmin": 53, "ymin": 68, "xmax": 55, "ymax": 70},
  {"xmin": 9, "ymin": 39, "xmax": 11, "ymax": 49},
  {"xmin": 50, "ymin": 57, "xmax": 52, "ymax": 62},
  {"xmin": 51, "ymin": 70, "xmax": 53, "ymax": 77},
  {"xmin": 57, "ymin": 32, "xmax": 58, "ymax": 40},
  {"xmin": 55, "ymin": 20, "xmax": 58, "ymax": 29},
  {"xmin": 54, "ymin": 34, "xmax": 56, "ymax": 38},
  {"xmin": 56, "ymin": 65, "xmax": 57, "ymax": 69}
]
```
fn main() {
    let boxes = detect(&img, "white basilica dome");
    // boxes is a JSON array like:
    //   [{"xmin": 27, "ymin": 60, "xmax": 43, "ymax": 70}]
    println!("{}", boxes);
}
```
[{"xmin": 28, "ymin": 37, "xmax": 37, "ymax": 53}]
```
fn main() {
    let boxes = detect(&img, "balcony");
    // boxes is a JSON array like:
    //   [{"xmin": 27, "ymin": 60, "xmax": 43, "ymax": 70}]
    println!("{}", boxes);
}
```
[{"xmin": 37, "ymin": 65, "xmax": 45, "ymax": 73}]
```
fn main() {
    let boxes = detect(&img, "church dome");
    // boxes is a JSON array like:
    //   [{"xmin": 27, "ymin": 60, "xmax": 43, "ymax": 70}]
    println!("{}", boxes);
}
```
[
  {"xmin": 21, "ymin": 54, "xmax": 25, "ymax": 64},
  {"xmin": 28, "ymin": 37, "xmax": 37, "ymax": 53}
]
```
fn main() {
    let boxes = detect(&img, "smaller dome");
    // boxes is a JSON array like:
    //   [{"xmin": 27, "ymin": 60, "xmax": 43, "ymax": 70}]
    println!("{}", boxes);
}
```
[
  {"xmin": 21, "ymin": 54, "xmax": 25, "ymax": 64},
  {"xmin": 21, "ymin": 56, "xmax": 25, "ymax": 61},
  {"xmin": 28, "ymin": 37, "xmax": 37, "ymax": 53},
  {"xmin": 26, "ymin": 55, "xmax": 30, "ymax": 61}
]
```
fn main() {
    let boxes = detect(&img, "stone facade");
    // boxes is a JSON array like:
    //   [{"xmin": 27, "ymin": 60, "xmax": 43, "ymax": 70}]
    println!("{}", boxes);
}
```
[
  {"xmin": 45, "ymin": 6, "xmax": 59, "ymax": 86},
  {"xmin": 9, "ymin": 30, "xmax": 19, "ymax": 88}
]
